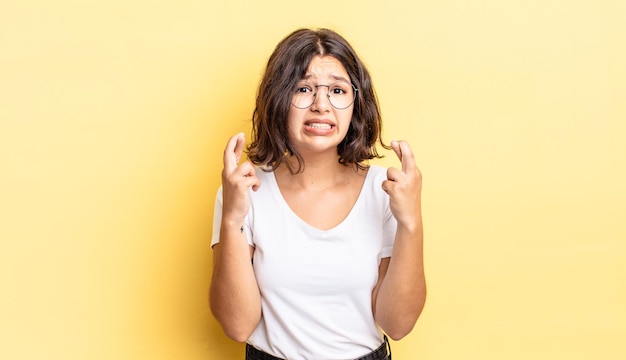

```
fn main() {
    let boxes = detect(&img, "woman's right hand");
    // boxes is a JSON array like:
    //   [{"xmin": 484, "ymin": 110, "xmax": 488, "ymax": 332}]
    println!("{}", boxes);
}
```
[
  {"xmin": 211, "ymin": 133, "xmax": 263, "ymax": 342},
  {"xmin": 221, "ymin": 133, "xmax": 261, "ymax": 224}
]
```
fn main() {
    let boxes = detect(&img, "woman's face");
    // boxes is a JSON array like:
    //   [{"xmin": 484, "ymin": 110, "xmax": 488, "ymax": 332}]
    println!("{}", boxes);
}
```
[{"xmin": 286, "ymin": 55, "xmax": 354, "ymax": 157}]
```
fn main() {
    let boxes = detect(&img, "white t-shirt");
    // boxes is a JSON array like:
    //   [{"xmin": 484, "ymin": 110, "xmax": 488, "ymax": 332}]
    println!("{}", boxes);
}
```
[{"xmin": 211, "ymin": 165, "xmax": 397, "ymax": 359}]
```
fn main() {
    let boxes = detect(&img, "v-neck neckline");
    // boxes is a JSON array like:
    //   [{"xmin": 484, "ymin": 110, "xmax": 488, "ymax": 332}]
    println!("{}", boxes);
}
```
[{"xmin": 267, "ymin": 167, "xmax": 371, "ymax": 233}]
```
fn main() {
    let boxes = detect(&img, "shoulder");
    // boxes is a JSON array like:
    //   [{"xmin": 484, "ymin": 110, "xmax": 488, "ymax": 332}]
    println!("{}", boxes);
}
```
[
  {"xmin": 249, "ymin": 166, "xmax": 277, "ymax": 200},
  {"xmin": 253, "ymin": 166, "xmax": 275, "ymax": 181},
  {"xmin": 359, "ymin": 165, "xmax": 388, "ymax": 199},
  {"xmin": 367, "ymin": 164, "xmax": 387, "ymax": 174},
  {"xmin": 365, "ymin": 165, "xmax": 388, "ymax": 184}
]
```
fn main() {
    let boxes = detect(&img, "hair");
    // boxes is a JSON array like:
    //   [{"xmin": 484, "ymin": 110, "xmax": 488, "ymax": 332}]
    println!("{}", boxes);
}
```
[{"xmin": 247, "ymin": 28, "xmax": 388, "ymax": 173}]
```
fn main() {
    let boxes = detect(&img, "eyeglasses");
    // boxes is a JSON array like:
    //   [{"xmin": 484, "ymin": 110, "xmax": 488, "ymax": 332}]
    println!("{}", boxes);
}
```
[{"xmin": 292, "ymin": 83, "xmax": 358, "ymax": 110}]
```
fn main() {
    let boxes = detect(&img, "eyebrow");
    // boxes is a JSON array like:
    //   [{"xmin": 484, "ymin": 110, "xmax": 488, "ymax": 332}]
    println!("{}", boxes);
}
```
[{"xmin": 301, "ymin": 74, "xmax": 351, "ymax": 84}]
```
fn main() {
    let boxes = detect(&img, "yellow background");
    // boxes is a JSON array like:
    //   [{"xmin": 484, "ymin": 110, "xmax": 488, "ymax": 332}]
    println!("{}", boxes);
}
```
[{"xmin": 1, "ymin": 1, "xmax": 625, "ymax": 359}]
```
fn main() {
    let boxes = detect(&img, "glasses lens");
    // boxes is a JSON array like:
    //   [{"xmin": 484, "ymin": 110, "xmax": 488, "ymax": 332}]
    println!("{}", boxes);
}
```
[
  {"xmin": 292, "ymin": 84, "xmax": 357, "ymax": 109},
  {"xmin": 328, "ymin": 84, "xmax": 356, "ymax": 109},
  {"xmin": 292, "ymin": 85, "xmax": 315, "ymax": 109}
]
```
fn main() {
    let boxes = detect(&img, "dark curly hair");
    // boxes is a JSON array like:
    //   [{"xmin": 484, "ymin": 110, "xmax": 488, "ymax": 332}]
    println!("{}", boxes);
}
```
[{"xmin": 247, "ymin": 28, "xmax": 388, "ymax": 173}]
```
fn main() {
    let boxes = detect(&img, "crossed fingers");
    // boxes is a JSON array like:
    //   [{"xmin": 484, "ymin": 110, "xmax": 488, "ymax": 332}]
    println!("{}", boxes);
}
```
[
  {"xmin": 384, "ymin": 140, "xmax": 420, "ymax": 187},
  {"xmin": 222, "ymin": 133, "xmax": 260, "ymax": 192},
  {"xmin": 382, "ymin": 140, "xmax": 422, "ymax": 227}
]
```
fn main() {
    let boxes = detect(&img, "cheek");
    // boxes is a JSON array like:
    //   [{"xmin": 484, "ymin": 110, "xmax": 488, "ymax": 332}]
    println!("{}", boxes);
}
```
[
  {"xmin": 285, "ymin": 107, "xmax": 296, "ymax": 126},
  {"xmin": 339, "ymin": 111, "xmax": 354, "ymax": 133},
  {"xmin": 285, "ymin": 109, "xmax": 301, "ymax": 139}
]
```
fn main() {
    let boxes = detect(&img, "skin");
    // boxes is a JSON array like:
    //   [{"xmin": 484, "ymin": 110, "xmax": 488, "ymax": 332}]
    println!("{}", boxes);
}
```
[{"xmin": 210, "ymin": 55, "xmax": 426, "ymax": 343}]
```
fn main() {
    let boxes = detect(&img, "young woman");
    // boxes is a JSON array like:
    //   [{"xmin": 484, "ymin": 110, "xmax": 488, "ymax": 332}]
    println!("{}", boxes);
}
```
[{"xmin": 210, "ymin": 28, "xmax": 426, "ymax": 360}]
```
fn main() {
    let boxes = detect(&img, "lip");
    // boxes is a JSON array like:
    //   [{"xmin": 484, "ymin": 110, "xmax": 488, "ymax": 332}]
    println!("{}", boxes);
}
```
[
  {"xmin": 303, "ymin": 119, "xmax": 336, "ymax": 135},
  {"xmin": 304, "ymin": 119, "xmax": 335, "ymax": 127}
]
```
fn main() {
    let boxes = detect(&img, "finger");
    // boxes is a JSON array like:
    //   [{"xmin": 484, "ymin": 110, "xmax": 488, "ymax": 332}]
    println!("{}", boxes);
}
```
[
  {"xmin": 248, "ymin": 166, "xmax": 261, "ymax": 191},
  {"xmin": 381, "ymin": 179, "xmax": 393, "ymax": 195},
  {"xmin": 397, "ymin": 141, "xmax": 416, "ymax": 173},
  {"xmin": 233, "ymin": 134, "xmax": 245, "ymax": 163},
  {"xmin": 391, "ymin": 141, "xmax": 402, "ymax": 162},
  {"xmin": 251, "ymin": 176, "xmax": 262, "ymax": 192},
  {"xmin": 240, "ymin": 175, "xmax": 262, "ymax": 192},
  {"xmin": 223, "ymin": 133, "xmax": 245, "ymax": 172},
  {"xmin": 236, "ymin": 161, "xmax": 262, "ymax": 191},
  {"xmin": 237, "ymin": 161, "xmax": 258, "ymax": 180},
  {"xmin": 387, "ymin": 167, "xmax": 402, "ymax": 182}
]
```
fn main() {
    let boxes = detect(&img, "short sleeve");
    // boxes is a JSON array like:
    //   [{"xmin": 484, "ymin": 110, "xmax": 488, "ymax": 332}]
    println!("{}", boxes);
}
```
[
  {"xmin": 369, "ymin": 166, "xmax": 396, "ymax": 258},
  {"xmin": 381, "ymin": 190, "xmax": 397, "ymax": 258}
]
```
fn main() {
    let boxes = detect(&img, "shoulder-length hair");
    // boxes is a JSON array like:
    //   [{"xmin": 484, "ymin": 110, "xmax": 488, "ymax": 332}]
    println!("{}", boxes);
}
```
[{"xmin": 247, "ymin": 28, "xmax": 388, "ymax": 173}]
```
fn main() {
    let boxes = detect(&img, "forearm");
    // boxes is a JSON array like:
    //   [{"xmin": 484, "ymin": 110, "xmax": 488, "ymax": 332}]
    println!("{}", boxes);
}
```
[
  {"xmin": 375, "ymin": 223, "xmax": 426, "ymax": 340},
  {"xmin": 209, "ymin": 219, "xmax": 261, "ymax": 342}
]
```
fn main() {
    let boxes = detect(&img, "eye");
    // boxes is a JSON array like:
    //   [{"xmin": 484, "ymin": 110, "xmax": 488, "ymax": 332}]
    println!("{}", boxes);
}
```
[
  {"xmin": 296, "ymin": 86, "xmax": 313, "ymax": 93},
  {"xmin": 331, "ymin": 86, "xmax": 348, "ymax": 95}
]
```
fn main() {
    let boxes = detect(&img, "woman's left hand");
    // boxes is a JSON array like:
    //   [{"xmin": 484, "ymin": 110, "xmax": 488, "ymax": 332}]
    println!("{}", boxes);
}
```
[{"xmin": 382, "ymin": 141, "xmax": 422, "ymax": 230}]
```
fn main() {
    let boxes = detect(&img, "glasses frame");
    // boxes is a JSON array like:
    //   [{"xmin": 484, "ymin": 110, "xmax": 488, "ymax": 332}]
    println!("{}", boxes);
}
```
[{"xmin": 291, "ymin": 83, "xmax": 358, "ymax": 110}]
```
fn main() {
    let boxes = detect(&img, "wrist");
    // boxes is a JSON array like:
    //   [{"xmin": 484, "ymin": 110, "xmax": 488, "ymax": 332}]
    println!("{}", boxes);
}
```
[
  {"xmin": 221, "ymin": 217, "xmax": 245, "ymax": 230},
  {"xmin": 396, "ymin": 217, "xmax": 423, "ymax": 235}
]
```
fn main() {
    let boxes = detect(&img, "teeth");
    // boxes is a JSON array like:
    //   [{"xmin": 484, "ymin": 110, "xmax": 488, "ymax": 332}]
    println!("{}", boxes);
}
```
[{"xmin": 308, "ymin": 123, "xmax": 332, "ymax": 130}]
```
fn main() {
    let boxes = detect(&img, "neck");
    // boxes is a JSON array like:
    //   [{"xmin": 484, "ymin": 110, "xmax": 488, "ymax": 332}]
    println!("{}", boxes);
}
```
[{"xmin": 279, "ymin": 152, "xmax": 355, "ymax": 191}]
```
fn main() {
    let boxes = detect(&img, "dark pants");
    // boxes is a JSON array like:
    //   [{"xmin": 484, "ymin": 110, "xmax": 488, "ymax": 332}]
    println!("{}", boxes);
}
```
[{"xmin": 245, "ymin": 336, "xmax": 391, "ymax": 360}]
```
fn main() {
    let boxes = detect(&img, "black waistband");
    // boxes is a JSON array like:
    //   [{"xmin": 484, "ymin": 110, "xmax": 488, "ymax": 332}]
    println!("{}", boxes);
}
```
[{"xmin": 245, "ymin": 336, "xmax": 391, "ymax": 360}]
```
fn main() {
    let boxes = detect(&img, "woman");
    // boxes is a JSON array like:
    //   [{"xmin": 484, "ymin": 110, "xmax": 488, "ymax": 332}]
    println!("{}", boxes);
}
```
[{"xmin": 210, "ymin": 28, "xmax": 426, "ymax": 360}]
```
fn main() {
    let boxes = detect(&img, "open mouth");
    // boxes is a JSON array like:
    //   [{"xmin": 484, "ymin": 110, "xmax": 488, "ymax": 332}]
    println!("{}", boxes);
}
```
[{"xmin": 305, "ymin": 122, "xmax": 334, "ymax": 130}]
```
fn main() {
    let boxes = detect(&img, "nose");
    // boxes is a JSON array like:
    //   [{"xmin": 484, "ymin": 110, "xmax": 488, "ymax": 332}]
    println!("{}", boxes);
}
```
[{"xmin": 311, "ymin": 85, "xmax": 331, "ymax": 111}]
